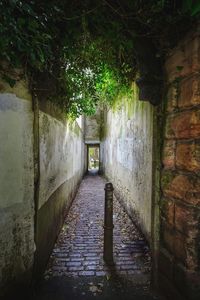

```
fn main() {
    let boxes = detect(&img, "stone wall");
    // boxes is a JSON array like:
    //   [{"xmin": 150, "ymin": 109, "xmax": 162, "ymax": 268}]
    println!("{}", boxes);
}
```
[
  {"xmin": 159, "ymin": 28, "xmax": 200, "ymax": 299},
  {"xmin": 0, "ymin": 78, "xmax": 35, "ymax": 294},
  {"xmin": 101, "ymin": 84, "xmax": 154, "ymax": 240}
]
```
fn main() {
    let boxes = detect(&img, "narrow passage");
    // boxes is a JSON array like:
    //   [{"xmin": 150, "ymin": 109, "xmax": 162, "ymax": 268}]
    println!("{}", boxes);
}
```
[{"xmin": 34, "ymin": 175, "xmax": 162, "ymax": 300}]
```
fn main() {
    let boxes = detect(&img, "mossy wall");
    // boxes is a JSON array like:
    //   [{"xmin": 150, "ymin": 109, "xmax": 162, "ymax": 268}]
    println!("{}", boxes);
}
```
[{"xmin": 101, "ymin": 82, "xmax": 154, "ymax": 241}]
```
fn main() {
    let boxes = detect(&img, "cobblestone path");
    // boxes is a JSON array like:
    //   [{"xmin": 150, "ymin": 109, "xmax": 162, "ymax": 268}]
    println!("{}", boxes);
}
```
[
  {"xmin": 45, "ymin": 174, "xmax": 151, "ymax": 280},
  {"xmin": 33, "ymin": 175, "xmax": 164, "ymax": 300}
]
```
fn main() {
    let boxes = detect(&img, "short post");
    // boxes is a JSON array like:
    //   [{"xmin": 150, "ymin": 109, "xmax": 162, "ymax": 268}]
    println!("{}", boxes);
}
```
[{"xmin": 103, "ymin": 182, "xmax": 114, "ymax": 265}]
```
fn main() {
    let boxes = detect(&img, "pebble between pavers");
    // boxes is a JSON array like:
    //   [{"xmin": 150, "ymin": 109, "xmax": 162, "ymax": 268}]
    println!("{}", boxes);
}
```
[{"xmin": 45, "ymin": 175, "xmax": 151, "ymax": 281}]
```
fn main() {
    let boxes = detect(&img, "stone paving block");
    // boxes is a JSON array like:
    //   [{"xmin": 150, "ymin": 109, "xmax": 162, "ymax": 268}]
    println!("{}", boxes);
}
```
[
  {"xmin": 85, "ymin": 265, "xmax": 97, "ymax": 271},
  {"xmin": 69, "ymin": 253, "xmax": 82, "ymax": 258},
  {"xmin": 68, "ymin": 266, "xmax": 84, "ymax": 272},
  {"xmin": 96, "ymin": 271, "xmax": 107, "ymax": 276},
  {"xmin": 70, "ymin": 257, "xmax": 84, "ymax": 262},
  {"xmin": 78, "ymin": 271, "xmax": 95, "ymax": 276},
  {"xmin": 83, "ymin": 253, "xmax": 99, "ymax": 257},
  {"xmin": 83, "ymin": 261, "xmax": 97, "ymax": 267}
]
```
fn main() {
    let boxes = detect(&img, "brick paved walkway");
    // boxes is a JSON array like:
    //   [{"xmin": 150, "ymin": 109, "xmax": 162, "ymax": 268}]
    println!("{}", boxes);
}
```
[
  {"xmin": 44, "ymin": 174, "xmax": 151, "ymax": 281},
  {"xmin": 32, "ymin": 175, "xmax": 165, "ymax": 300}
]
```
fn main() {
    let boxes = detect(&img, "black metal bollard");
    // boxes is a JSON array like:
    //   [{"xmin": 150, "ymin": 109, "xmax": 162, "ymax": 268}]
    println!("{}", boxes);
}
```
[{"xmin": 103, "ymin": 182, "xmax": 114, "ymax": 265}]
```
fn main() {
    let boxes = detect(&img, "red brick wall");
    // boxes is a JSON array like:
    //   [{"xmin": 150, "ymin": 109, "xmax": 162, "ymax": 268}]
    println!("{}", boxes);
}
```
[{"xmin": 159, "ymin": 27, "xmax": 200, "ymax": 300}]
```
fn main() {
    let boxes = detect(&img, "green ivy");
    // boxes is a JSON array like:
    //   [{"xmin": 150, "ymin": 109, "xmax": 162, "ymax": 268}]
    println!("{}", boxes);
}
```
[{"xmin": 0, "ymin": 0, "xmax": 198, "ymax": 117}]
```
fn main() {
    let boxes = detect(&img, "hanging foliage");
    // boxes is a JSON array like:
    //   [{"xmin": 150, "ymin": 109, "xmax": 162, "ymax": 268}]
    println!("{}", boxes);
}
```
[{"xmin": 0, "ymin": 0, "xmax": 199, "ymax": 116}]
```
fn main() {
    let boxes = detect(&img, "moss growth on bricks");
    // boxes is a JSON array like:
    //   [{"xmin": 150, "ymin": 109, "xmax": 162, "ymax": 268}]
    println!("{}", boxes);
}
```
[{"xmin": 161, "ymin": 171, "xmax": 176, "ymax": 191}]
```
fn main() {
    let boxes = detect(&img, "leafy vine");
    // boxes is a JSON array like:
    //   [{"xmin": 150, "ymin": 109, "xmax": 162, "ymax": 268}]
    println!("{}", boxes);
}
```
[{"xmin": 0, "ymin": 0, "xmax": 199, "ymax": 117}]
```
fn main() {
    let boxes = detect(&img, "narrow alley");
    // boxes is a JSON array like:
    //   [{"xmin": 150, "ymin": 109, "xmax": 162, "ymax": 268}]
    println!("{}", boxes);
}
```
[
  {"xmin": 33, "ymin": 174, "xmax": 160, "ymax": 300},
  {"xmin": 1, "ymin": 2, "xmax": 200, "ymax": 300}
]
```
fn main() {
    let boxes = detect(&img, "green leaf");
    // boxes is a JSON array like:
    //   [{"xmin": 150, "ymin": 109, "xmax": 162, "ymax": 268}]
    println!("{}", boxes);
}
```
[{"xmin": 191, "ymin": 3, "xmax": 200, "ymax": 16}]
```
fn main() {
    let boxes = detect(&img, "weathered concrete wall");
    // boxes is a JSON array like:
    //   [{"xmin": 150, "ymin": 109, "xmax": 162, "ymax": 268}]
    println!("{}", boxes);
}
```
[
  {"xmin": 0, "ymin": 75, "xmax": 86, "ymax": 292},
  {"xmin": 0, "ymin": 78, "xmax": 35, "ymax": 294},
  {"xmin": 159, "ymin": 28, "xmax": 200, "ymax": 300},
  {"xmin": 84, "ymin": 108, "xmax": 102, "ymax": 143},
  {"xmin": 101, "ymin": 84, "xmax": 154, "ymax": 240},
  {"xmin": 34, "ymin": 106, "xmax": 86, "ymax": 276}
]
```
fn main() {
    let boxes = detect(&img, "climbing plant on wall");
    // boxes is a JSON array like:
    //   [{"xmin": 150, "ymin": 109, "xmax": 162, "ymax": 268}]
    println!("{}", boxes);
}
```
[{"xmin": 0, "ymin": 0, "xmax": 199, "ymax": 117}]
